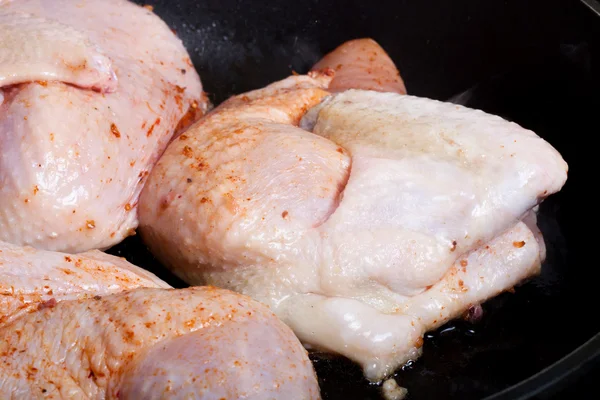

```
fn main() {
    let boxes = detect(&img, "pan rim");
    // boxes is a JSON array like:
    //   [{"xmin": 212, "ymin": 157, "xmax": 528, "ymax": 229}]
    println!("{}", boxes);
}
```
[{"xmin": 483, "ymin": 332, "xmax": 600, "ymax": 399}]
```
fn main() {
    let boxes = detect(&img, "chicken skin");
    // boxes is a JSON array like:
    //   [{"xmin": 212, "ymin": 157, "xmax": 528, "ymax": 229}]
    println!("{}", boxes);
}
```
[
  {"xmin": 311, "ymin": 38, "xmax": 407, "ymax": 94},
  {"xmin": 0, "ymin": 240, "xmax": 169, "ymax": 325},
  {"xmin": 0, "ymin": 286, "xmax": 320, "ymax": 400},
  {"xmin": 0, "ymin": 242, "xmax": 319, "ymax": 399},
  {"xmin": 0, "ymin": 0, "xmax": 207, "ymax": 252},
  {"xmin": 138, "ymin": 39, "xmax": 567, "ymax": 380}
]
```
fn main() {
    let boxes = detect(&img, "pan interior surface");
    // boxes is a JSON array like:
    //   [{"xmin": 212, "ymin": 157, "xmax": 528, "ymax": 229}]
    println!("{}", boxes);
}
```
[{"xmin": 113, "ymin": 1, "xmax": 600, "ymax": 398}]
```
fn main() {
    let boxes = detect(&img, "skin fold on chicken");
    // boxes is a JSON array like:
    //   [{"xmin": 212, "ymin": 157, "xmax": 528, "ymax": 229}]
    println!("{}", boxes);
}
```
[
  {"xmin": 0, "ymin": 240, "xmax": 170, "ymax": 326},
  {"xmin": 0, "ymin": 0, "xmax": 208, "ymax": 253},
  {"xmin": 138, "ymin": 39, "xmax": 568, "ymax": 381},
  {"xmin": 0, "ymin": 242, "xmax": 319, "ymax": 399},
  {"xmin": 0, "ymin": 286, "xmax": 320, "ymax": 400}
]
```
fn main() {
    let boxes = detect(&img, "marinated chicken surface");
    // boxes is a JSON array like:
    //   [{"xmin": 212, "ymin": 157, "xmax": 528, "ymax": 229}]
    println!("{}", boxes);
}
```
[
  {"xmin": 311, "ymin": 38, "xmax": 407, "ymax": 94},
  {"xmin": 0, "ymin": 287, "xmax": 320, "ymax": 400},
  {"xmin": 278, "ymin": 214, "xmax": 545, "ymax": 379},
  {"xmin": 138, "ymin": 39, "xmax": 568, "ymax": 380},
  {"xmin": 299, "ymin": 89, "xmax": 566, "ymax": 297},
  {"xmin": 0, "ymin": 240, "xmax": 169, "ymax": 325},
  {"xmin": 0, "ymin": 0, "xmax": 207, "ymax": 253}
]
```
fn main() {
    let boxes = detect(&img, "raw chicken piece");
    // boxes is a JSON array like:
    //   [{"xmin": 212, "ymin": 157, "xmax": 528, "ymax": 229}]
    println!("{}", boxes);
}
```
[
  {"xmin": 0, "ymin": 0, "xmax": 207, "ymax": 253},
  {"xmin": 312, "ymin": 38, "xmax": 406, "ymax": 94},
  {"xmin": 138, "ymin": 71, "xmax": 345, "ymax": 285},
  {"xmin": 0, "ymin": 240, "xmax": 169, "ymax": 325},
  {"xmin": 0, "ymin": 13, "xmax": 117, "ymax": 92},
  {"xmin": 0, "ymin": 287, "xmax": 320, "ymax": 400},
  {"xmin": 299, "ymin": 89, "xmax": 567, "ymax": 296},
  {"xmin": 279, "ymin": 218, "xmax": 544, "ymax": 379},
  {"xmin": 138, "ymin": 39, "xmax": 567, "ymax": 381}
]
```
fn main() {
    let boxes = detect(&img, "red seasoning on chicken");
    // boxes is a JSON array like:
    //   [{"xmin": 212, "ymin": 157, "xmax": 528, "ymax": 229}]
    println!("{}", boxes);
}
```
[
  {"xmin": 312, "ymin": 38, "xmax": 407, "ymax": 94},
  {"xmin": 0, "ymin": 240, "xmax": 170, "ymax": 325},
  {"xmin": 0, "ymin": 0, "xmax": 208, "ymax": 253},
  {"xmin": 139, "ymin": 39, "xmax": 567, "ymax": 381},
  {"xmin": 0, "ymin": 285, "xmax": 320, "ymax": 399}
]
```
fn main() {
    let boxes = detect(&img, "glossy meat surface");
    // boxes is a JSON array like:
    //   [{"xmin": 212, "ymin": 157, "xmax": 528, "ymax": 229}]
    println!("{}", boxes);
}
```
[
  {"xmin": 138, "ymin": 40, "xmax": 567, "ymax": 381},
  {"xmin": 0, "ymin": 287, "xmax": 320, "ymax": 399},
  {"xmin": 300, "ymin": 89, "xmax": 566, "ymax": 296},
  {"xmin": 312, "ymin": 38, "xmax": 406, "ymax": 94},
  {"xmin": 0, "ymin": 0, "xmax": 207, "ymax": 252},
  {"xmin": 138, "ymin": 71, "xmax": 344, "ymax": 283},
  {"xmin": 279, "ymin": 218, "xmax": 544, "ymax": 379},
  {"xmin": 0, "ymin": 240, "xmax": 169, "ymax": 325},
  {"xmin": 0, "ymin": 13, "xmax": 116, "ymax": 92}
]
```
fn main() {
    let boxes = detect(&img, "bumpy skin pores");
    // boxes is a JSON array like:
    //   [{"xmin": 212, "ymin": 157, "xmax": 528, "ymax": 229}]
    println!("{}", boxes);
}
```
[
  {"xmin": 0, "ymin": 287, "xmax": 321, "ymax": 399},
  {"xmin": 0, "ymin": 240, "xmax": 170, "ymax": 325},
  {"xmin": 138, "ymin": 40, "xmax": 567, "ymax": 381},
  {"xmin": 0, "ymin": 0, "xmax": 207, "ymax": 253},
  {"xmin": 311, "ymin": 38, "xmax": 407, "ymax": 94}
]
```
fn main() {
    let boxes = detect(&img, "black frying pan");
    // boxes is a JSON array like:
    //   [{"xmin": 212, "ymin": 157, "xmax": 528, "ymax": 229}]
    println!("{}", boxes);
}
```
[{"xmin": 110, "ymin": 0, "xmax": 600, "ymax": 398}]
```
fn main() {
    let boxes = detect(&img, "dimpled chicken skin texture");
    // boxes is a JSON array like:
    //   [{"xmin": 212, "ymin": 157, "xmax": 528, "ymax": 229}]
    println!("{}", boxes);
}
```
[
  {"xmin": 0, "ymin": 239, "xmax": 170, "ymax": 325},
  {"xmin": 0, "ymin": 0, "xmax": 206, "ymax": 253},
  {"xmin": 0, "ymin": 286, "xmax": 320, "ymax": 400},
  {"xmin": 138, "ymin": 40, "xmax": 567, "ymax": 381}
]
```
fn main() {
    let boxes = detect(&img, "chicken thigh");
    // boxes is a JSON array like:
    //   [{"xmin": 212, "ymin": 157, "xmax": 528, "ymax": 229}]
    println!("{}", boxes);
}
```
[
  {"xmin": 138, "ymin": 40, "xmax": 568, "ymax": 380},
  {"xmin": 0, "ymin": 0, "xmax": 207, "ymax": 252},
  {"xmin": 0, "ymin": 286, "xmax": 320, "ymax": 400}
]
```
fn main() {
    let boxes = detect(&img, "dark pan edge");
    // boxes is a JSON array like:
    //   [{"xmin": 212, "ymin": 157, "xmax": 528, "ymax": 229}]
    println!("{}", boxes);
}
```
[
  {"xmin": 483, "ymin": 333, "xmax": 600, "ymax": 400},
  {"xmin": 580, "ymin": 0, "xmax": 600, "ymax": 17}
]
